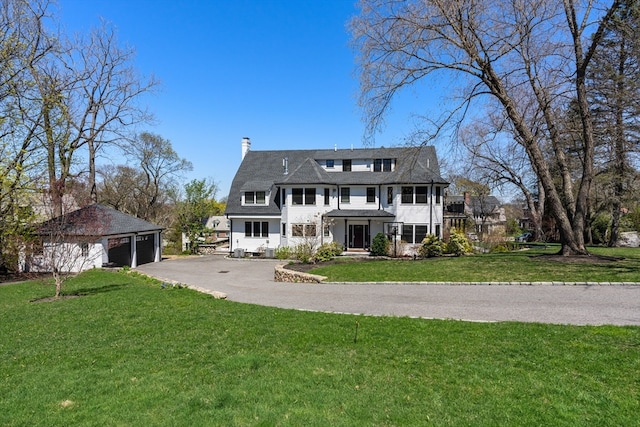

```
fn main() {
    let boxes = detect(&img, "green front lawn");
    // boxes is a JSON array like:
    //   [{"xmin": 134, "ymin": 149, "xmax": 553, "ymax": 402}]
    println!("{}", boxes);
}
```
[
  {"xmin": 1, "ymin": 269, "xmax": 638, "ymax": 426},
  {"xmin": 309, "ymin": 246, "xmax": 640, "ymax": 283}
]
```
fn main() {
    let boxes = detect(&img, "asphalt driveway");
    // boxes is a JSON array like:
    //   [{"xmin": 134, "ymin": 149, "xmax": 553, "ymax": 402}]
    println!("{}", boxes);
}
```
[{"xmin": 135, "ymin": 255, "xmax": 640, "ymax": 326}]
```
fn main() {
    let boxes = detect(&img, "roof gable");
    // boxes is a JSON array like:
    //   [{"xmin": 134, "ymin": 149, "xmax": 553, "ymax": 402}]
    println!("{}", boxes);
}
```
[{"xmin": 278, "ymin": 157, "xmax": 333, "ymax": 185}]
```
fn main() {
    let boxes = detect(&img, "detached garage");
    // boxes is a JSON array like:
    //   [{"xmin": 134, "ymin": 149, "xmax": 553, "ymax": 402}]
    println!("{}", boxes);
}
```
[{"xmin": 24, "ymin": 204, "xmax": 163, "ymax": 273}]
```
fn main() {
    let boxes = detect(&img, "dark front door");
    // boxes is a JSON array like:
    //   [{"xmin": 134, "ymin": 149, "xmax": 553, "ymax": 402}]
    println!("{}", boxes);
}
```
[{"xmin": 349, "ymin": 224, "xmax": 367, "ymax": 249}]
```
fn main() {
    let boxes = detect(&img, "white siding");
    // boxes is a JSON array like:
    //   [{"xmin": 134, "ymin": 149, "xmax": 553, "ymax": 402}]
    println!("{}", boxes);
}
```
[
  {"xmin": 231, "ymin": 217, "xmax": 281, "ymax": 253},
  {"xmin": 230, "ymin": 181, "xmax": 446, "ymax": 253},
  {"xmin": 26, "ymin": 240, "xmax": 103, "ymax": 273},
  {"xmin": 280, "ymin": 186, "xmax": 336, "ymax": 248}
]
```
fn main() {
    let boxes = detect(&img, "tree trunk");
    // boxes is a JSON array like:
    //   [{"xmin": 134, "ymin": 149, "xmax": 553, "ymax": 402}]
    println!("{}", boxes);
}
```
[
  {"xmin": 53, "ymin": 269, "xmax": 62, "ymax": 298},
  {"xmin": 43, "ymin": 102, "xmax": 64, "ymax": 218},
  {"xmin": 608, "ymin": 32, "xmax": 628, "ymax": 247},
  {"xmin": 482, "ymin": 64, "xmax": 588, "ymax": 255},
  {"xmin": 88, "ymin": 138, "xmax": 98, "ymax": 203}
]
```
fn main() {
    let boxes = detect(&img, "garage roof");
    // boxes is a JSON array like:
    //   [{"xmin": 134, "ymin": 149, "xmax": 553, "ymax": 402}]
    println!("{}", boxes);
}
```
[{"xmin": 36, "ymin": 204, "xmax": 164, "ymax": 237}]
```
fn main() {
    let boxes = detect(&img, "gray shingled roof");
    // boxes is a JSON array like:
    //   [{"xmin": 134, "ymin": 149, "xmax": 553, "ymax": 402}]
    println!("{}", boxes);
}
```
[
  {"xmin": 279, "ymin": 158, "xmax": 333, "ymax": 185},
  {"xmin": 37, "ymin": 204, "xmax": 163, "ymax": 237},
  {"xmin": 240, "ymin": 180, "xmax": 273, "ymax": 192},
  {"xmin": 225, "ymin": 146, "xmax": 447, "ymax": 216}
]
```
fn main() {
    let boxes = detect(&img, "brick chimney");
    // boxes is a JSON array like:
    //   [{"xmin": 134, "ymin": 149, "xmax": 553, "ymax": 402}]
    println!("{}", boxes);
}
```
[
  {"xmin": 241, "ymin": 137, "xmax": 251, "ymax": 160},
  {"xmin": 464, "ymin": 191, "xmax": 471, "ymax": 207}
]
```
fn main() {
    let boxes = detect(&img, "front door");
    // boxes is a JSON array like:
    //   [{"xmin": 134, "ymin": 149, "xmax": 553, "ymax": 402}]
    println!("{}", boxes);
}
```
[{"xmin": 348, "ymin": 224, "xmax": 369, "ymax": 249}]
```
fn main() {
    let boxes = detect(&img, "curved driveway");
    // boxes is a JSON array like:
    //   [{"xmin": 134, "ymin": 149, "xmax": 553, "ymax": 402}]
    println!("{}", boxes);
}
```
[{"xmin": 135, "ymin": 255, "xmax": 640, "ymax": 326}]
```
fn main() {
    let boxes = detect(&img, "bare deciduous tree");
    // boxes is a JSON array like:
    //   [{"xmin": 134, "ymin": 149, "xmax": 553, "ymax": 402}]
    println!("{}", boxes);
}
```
[
  {"xmin": 133, "ymin": 132, "xmax": 192, "ymax": 220},
  {"xmin": 66, "ymin": 22, "xmax": 159, "ymax": 203},
  {"xmin": 458, "ymin": 122, "xmax": 546, "ymax": 241},
  {"xmin": 30, "ymin": 199, "xmax": 106, "ymax": 298},
  {"xmin": 351, "ymin": 0, "xmax": 623, "ymax": 255},
  {"xmin": 0, "ymin": 0, "xmax": 52, "ymax": 271},
  {"xmin": 25, "ymin": 16, "xmax": 158, "ymax": 218},
  {"xmin": 1, "ymin": 1, "xmax": 159, "ymax": 271},
  {"xmin": 100, "ymin": 132, "xmax": 192, "ymax": 224}
]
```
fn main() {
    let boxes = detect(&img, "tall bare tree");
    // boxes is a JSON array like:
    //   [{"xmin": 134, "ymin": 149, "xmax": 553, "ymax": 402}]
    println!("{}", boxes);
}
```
[
  {"xmin": 458, "ymin": 121, "xmax": 546, "ymax": 241},
  {"xmin": 0, "ymin": 0, "xmax": 52, "ymax": 271},
  {"xmin": 28, "ymin": 19, "xmax": 158, "ymax": 217},
  {"xmin": 351, "ymin": 0, "xmax": 623, "ymax": 255},
  {"xmin": 66, "ymin": 22, "xmax": 159, "ymax": 203},
  {"xmin": 0, "ymin": 0, "xmax": 158, "ymax": 270},
  {"xmin": 99, "ymin": 132, "xmax": 192, "ymax": 224}
]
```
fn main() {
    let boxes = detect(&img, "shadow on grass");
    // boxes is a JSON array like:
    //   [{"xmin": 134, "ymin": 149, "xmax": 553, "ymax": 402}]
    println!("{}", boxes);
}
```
[
  {"xmin": 30, "ymin": 283, "xmax": 129, "ymax": 303},
  {"xmin": 530, "ymin": 253, "xmax": 625, "ymax": 263}
]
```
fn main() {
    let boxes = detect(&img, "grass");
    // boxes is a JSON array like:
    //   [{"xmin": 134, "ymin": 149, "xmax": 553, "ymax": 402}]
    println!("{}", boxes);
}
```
[
  {"xmin": 309, "ymin": 246, "xmax": 640, "ymax": 283},
  {"xmin": 1, "ymin": 269, "xmax": 639, "ymax": 426}
]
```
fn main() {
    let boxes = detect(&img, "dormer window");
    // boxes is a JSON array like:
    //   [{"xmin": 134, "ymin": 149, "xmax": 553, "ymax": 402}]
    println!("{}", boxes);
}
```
[
  {"xmin": 245, "ymin": 191, "xmax": 266, "ymax": 205},
  {"xmin": 374, "ymin": 158, "xmax": 393, "ymax": 172},
  {"xmin": 342, "ymin": 159, "xmax": 352, "ymax": 171},
  {"xmin": 326, "ymin": 159, "xmax": 334, "ymax": 168}
]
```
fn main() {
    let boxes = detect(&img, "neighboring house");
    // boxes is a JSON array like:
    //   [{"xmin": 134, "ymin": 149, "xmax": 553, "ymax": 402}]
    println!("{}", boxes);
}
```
[
  {"xmin": 225, "ymin": 137, "xmax": 448, "ymax": 255},
  {"xmin": 205, "ymin": 216, "xmax": 230, "ymax": 240},
  {"xmin": 444, "ymin": 192, "xmax": 506, "ymax": 239},
  {"xmin": 181, "ymin": 215, "xmax": 230, "ymax": 252},
  {"xmin": 22, "ymin": 204, "xmax": 163, "ymax": 273}
]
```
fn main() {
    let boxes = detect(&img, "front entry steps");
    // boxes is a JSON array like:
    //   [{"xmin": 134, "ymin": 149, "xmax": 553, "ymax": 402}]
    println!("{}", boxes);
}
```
[{"xmin": 342, "ymin": 249, "xmax": 370, "ymax": 257}]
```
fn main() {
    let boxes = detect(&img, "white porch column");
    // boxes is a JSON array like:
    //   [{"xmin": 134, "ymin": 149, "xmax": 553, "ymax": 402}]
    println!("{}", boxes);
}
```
[
  {"xmin": 154, "ymin": 231, "xmax": 162, "ymax": 262},
  {"xmin": 131, "ymin": 235, "xmax": 138, "ymax": 268}
]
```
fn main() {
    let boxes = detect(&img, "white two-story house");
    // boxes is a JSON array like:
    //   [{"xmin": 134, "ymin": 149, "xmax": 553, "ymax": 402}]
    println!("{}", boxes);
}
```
[{"xmin": 225, "ymin": 137, "xmax": 449, "ymax": 255}]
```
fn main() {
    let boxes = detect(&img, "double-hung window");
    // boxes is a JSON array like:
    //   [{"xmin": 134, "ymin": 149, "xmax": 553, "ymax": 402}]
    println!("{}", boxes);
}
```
[
  {"xmin": 305, "ymin": 188, "xmax": 316, "ymax": 205},
  {"xmin": 245, "ymin": 191, "xmax": 266, "ymax": 205},
  {"xmin": 292, "ymin": 188, "xmax": 303, "ymax": 205},
  {"xmin": 340, "ymin": 187, "xmax": 350, "ymax": 203},
  {"xmin": 292, "ymin": 188, "xmax": 315, "ymax": 205},
  {"xmin": 367, "ymin": 187, "xmax": 376, "ymax": 203},
  {"xmin": 80, "ymin": 243, "xmax": 89, "ymax": 257},
  {"xmin": 245, "ymin": 192, "xmax": 255, "ymax": 204},
  {"xmin": 374, "ymin": 158, "xmax": 392, "ymax": 172},
  {"xmin": 245, "ymin": 221, "xmax": 269, "ymax": 237},
  {"xmin": 292, "ymin": 223, "xmax": 316, "ymax": 237},
  {"xmin": 342, "ymin": 159, "xmax": 352, "ymax": 171},
  {"xmin": 416, "ymin": 187, "xmax": 428, "ymax": 204},
  {"xmin": 402, "ymin": 224, "xmax": 414, "ymax": 243},
  {"xmin": 415, "ymin": 225, "xmax": 428, "ymax": 242},
  {"xmin": 401, "ymin": 186, "xmax": 414, "ymax": 204}
]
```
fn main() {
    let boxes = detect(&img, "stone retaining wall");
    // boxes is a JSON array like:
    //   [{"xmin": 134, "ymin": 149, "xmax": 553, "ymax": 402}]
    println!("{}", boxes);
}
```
[
  {"xmin": 196, "ymin": 245, "xmax": 216, "ymax": 255},
  {"xmin": 274, "ymin": 264, "xmax": 327, "ymax": 283}
]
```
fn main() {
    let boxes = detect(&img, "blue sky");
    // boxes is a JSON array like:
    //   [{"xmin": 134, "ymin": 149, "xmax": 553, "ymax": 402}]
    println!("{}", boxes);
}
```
[{"xmin": 55, "ymin": 0, "xmax": 434, "ymax": 198}]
